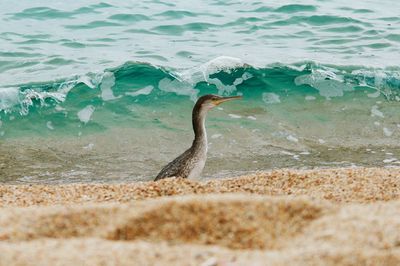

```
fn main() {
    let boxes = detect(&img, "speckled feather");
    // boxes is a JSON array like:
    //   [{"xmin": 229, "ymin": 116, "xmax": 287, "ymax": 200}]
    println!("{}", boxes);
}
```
[
  {"xmin": 155, "ymin": 95, "xmax": 238, "ymax": 181},
  {"xmin": 155, "ymin": 148, "xmax": 195, "ymax": 180}
]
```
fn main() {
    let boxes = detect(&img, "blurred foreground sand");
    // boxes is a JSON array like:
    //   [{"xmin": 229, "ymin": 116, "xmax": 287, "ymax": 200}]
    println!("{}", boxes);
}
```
[{"xmin": 0, "ymin": 168, "xmax": 399, "ymax": 265}]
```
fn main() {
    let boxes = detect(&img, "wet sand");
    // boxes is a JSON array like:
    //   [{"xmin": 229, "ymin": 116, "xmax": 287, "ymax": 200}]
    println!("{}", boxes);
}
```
[{"xmin": 0, "ymin": 167, "xmax": 399, "ymax": 265}]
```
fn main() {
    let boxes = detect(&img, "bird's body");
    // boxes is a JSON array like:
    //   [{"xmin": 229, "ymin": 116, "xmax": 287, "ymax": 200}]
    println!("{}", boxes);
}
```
[
  {"xmin": 155, "ymin": 94, "xmax": 241, "ymax": 181},
  {"xmin": 155, "ymin": 141, "xmax": 207, "ymax": 180}
]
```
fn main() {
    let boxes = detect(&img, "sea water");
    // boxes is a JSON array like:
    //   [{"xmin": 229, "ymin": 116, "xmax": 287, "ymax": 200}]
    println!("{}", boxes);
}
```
[{"xmin": 0, "ymin": 0, "xmax": 399, "ymax": 183}]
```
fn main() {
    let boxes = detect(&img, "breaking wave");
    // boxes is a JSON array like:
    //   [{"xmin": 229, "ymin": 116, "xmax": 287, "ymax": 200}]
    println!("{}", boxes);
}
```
[{"xmin": 0, "ymin": 56, "xmax": 399, "ymax": 136}]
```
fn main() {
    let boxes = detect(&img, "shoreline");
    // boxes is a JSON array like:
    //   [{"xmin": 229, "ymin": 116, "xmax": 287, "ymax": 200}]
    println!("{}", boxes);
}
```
[
  {"xmin": 1, "ymin": 167, "xmax": 399, "ymax": 207},
  {"xmin": 1, "ymin": 167, "xmax": 399, "ymax": 265}
]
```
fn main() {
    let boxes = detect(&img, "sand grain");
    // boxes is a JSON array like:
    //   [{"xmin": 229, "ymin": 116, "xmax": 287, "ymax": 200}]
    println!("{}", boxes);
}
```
[{"xmin": 0, "ymin": 167, "xmax": 399, "ymax": 265}]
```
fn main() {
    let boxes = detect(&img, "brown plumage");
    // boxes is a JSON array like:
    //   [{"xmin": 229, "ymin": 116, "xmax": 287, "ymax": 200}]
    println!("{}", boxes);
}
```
[{"xmin": 154, "ymin": 94, "xmax": 241, "ymax": 181}]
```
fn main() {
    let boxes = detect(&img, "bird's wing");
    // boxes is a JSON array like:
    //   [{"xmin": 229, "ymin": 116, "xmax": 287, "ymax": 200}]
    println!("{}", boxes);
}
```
[{"xmin": 154, "ymin": 148, "xmax": 192, "ymax": 181}]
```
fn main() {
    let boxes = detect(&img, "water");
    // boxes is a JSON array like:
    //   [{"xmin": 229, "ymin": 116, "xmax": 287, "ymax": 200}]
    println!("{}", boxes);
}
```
[{"xmin": 1, "ymin": 0, "xmax": 399, "ymax": 183}]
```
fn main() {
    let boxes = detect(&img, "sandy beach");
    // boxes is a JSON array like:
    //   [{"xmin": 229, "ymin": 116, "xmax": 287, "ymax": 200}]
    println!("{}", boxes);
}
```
[
  {"xmin": 2, "ymin": 0, "xmax": 400, "ymax": 265},
  {"xmin": 1, "ymin": 167, "xmax": 399, "ymax": 265}
]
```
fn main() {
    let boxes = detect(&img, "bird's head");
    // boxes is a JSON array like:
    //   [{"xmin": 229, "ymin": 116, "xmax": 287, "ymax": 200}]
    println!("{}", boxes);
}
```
[{"xmin": 195, "ymin": 94, "xmax": 242, "ymax": 111}]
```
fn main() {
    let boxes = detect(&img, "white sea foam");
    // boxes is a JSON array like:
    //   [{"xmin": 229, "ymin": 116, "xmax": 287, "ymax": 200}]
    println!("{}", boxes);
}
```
[
  {"xmin": 100, "ymin": 72, "xmax": 118, "ymax": 101},
  {"xmin": 233, "ymin": 72, "xmax": 253, "ymax": 86},
  {"xmin": 228, "ymin": 114, "xmax": 242, "ymax": 119},
  {"xmin": 46, "ymin": 121, "xmax": 54, "ymax": 130},
  {"xmin": 383, "ymin": 127, "xmax": 393, "ymax": 137},
  {"xmin": 295, "ymin": 68, "xmax": 354, "ymax": 98},
  {"xmin": 208, "ymin": 78, "xmax": 236, "ymax": 95},
  {"xmin": 20, "ymin": 89, "xmax": 66, "ymax": 115},
  {"xmin": 83, "ymin": 143, "xmax": 95, "ymax": 150},
  {"xmin": 158, "ymin": 78, "xmax": 198, "ymax": 101},
  {"xmin": 383, "ymin": 158, "xmax": 397, "ymax": 163},
  {"xmin": 178, "ymin": 56, "xmax": 247, "ymax": 96},
  {"xmin": 211, "ymin": 134, "xmax": 222, "ymax": 139},
  {"xmin": 352, "ymin": 70, "xmax": 400, "ymax": 101},
  {"xmin": 55, "ymin": 105, "xmax": 66, "ymax": 112},
  {"xmin": 180, "ymin": 56, "xmax": 244, "ymax": 82},
  {"xmin": 262, "ymin": 93, "xmax": 281, "ymax": 104},
  {"xmin": 367, "ymin": 91, "xmax": 381, "ymax": 98},
  {"xmin": 305, "ymin": 95, "xmax": 316, "ymax": 101},
  {"xmin": 200, "ymin": 56, "xmax": 244, "ymax": 77},
  {"xmin": 286, "ymin": 135, "xmax": 299, "ymax": 142},
  {"xmin": 233, "ymin": 78, "xmax": 243, "ymax": 86},
  {"xmin": 371, "ymin": 105, "xmax": 384, "ymax": 118},
  {"xmin": 126, "ymin": 85, "xmax": 154, "ymax": 97},
  {"xmin": 77, "ymin": 105, "xmax": 95, "ymax": 124},
  {"xmin": 78, "ymin": 74, "xmax": 103, "ymax": 89},
  {"xmin": 0, "ymin": 87, "xmax": 19, "ymax": 111}
]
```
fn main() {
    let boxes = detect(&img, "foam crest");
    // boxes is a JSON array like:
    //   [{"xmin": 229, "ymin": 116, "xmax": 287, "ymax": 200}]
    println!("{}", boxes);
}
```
[
  {"xmin": 100, "ymin": 72, "xmax": 118, "ymax": 101},
  {"xmin": 0, "ymin": 87, "xmax": 19, "ymax": 112},
  {"xmin": 158, "ymin": 77, "xmax": 199, "ymax": 101},
  {"xmin": 0, "ymin": 59, "xmax": 399, "ymax": 139},
  {"xmin": 295, "ymin": 66, "xmax": 354, "ymax": 98}
]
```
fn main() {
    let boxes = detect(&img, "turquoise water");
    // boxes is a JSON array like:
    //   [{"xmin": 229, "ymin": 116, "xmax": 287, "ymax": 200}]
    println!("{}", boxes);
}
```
[{"xmin": 0, "ymin": 0, "xmax": 400, "ymax": 183}]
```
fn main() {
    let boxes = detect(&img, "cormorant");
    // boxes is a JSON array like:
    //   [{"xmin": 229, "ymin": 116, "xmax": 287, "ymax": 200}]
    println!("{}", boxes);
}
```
[{"xmin": 155, "ymin": 94, "xmax": 242, "ymax": 181}]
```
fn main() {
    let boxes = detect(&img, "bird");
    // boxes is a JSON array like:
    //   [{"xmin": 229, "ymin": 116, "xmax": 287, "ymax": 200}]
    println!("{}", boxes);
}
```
[{"xmin": 154, "ymin": 94, "xmax": 242, "ymax": 181}]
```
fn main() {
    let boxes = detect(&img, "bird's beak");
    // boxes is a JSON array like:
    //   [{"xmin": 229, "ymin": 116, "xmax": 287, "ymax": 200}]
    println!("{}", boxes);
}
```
[{"xmin": 214, "ymin": 95, "xmax": 242, "ymax": 105}]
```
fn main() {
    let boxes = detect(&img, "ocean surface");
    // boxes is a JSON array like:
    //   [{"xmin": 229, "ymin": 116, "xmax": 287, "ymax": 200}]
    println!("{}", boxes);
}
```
[{"xmin": 0, "ymin": 0, "xmax": 399, "ymax": 183}]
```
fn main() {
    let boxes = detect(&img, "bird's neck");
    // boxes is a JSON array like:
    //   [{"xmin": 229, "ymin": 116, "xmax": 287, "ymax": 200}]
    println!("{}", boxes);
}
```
[{"xmin": 192, "ymin": 106, "xmax": 208, "ymax": 149}]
